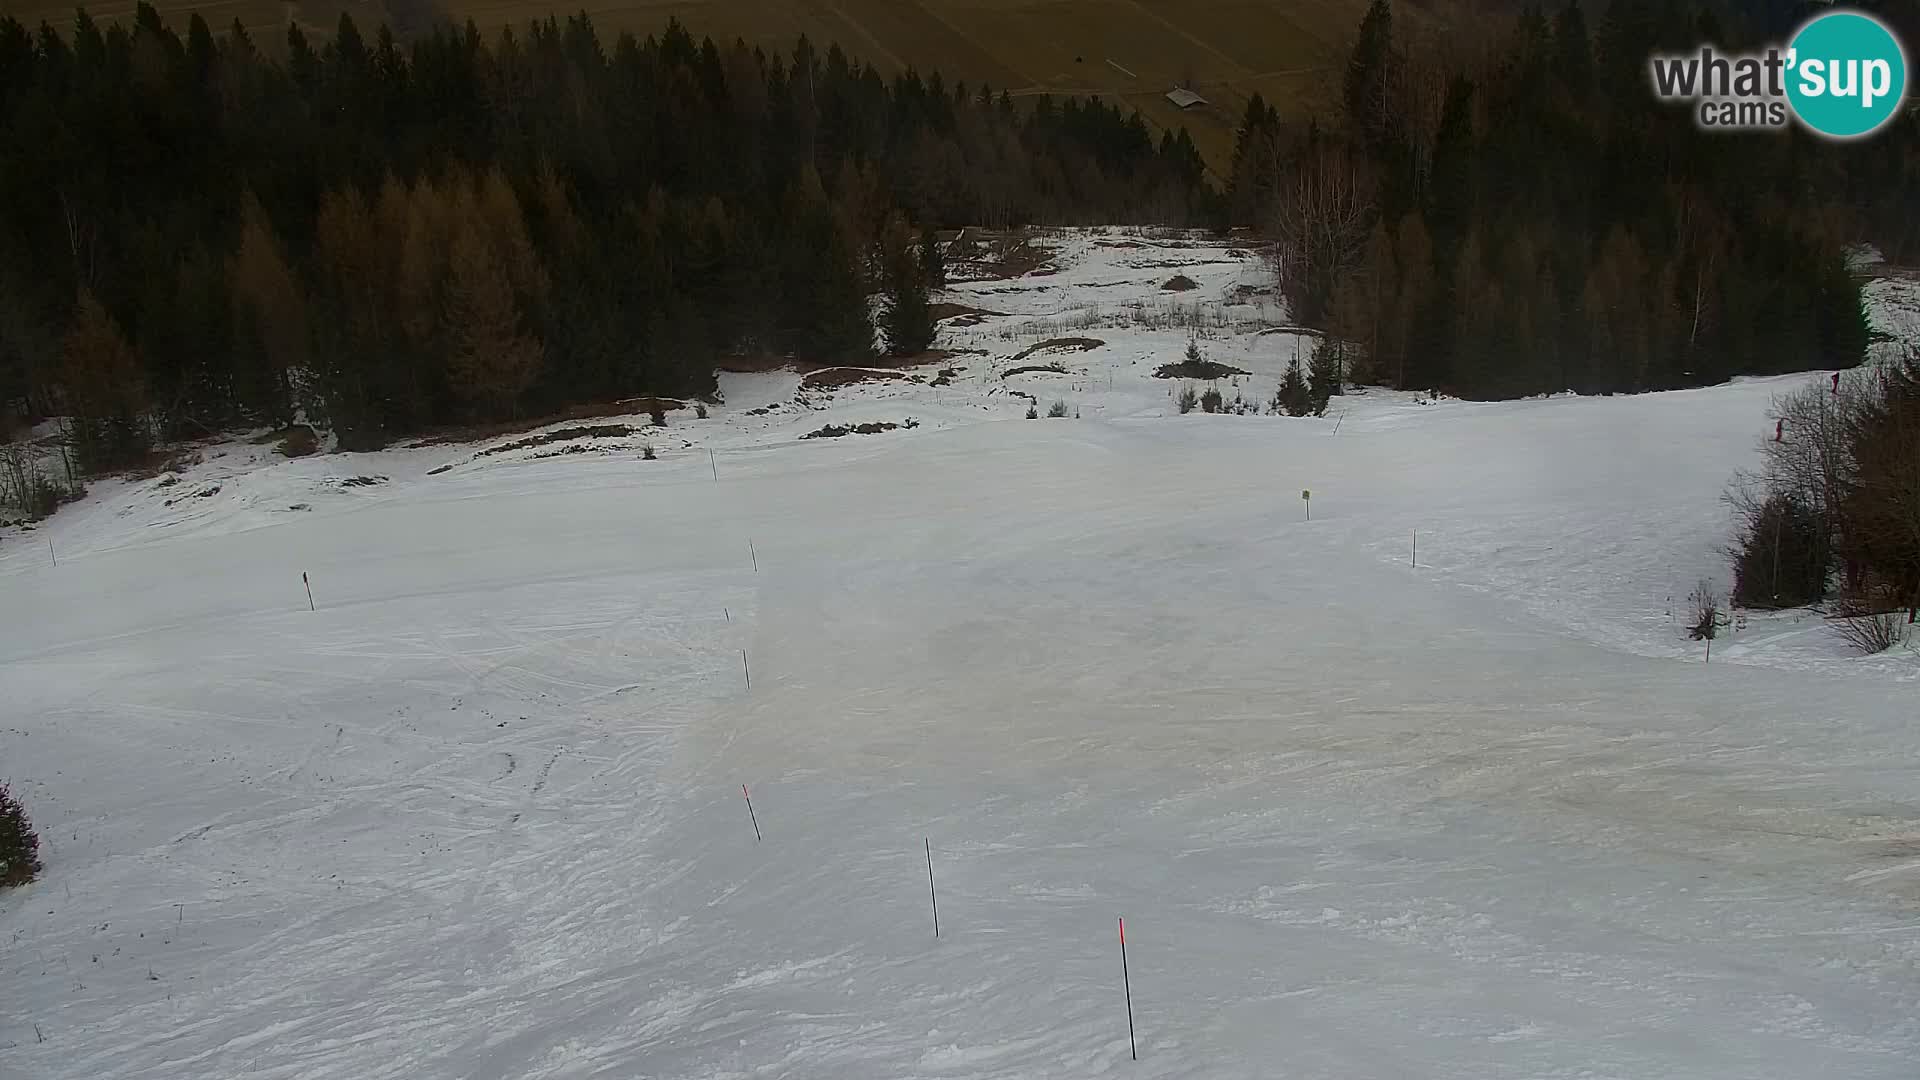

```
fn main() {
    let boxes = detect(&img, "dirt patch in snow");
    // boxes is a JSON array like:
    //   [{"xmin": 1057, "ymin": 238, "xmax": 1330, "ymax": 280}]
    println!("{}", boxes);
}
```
[
  {"xmin": 1154, "ymin": 359, "xmax": 1249, "ymax": 380},
  {"xmin": 799, "ymin": 419, "xmax": 921, "ymax": 440},
  {"xmin": 1006, "ymin": 337, "xmax": 1104, "ymax": 365},
  {"xmin": 930, "ymin": 303, "xmax": 1004, "ymax": 324},
  {"xmin": 475, "ymin": 425, "xmax": 638, "ymax": 459},
  {"xmin": 407, "ymin": 400, "xmax": 675, "ymax": 448},
  {"xmin": 800, "ymin": 368, "xmax": 912, "ymax": 391},
  {"xmin": 1002, "ymin": 362, "xmax": 1071, "ymax": 379}
]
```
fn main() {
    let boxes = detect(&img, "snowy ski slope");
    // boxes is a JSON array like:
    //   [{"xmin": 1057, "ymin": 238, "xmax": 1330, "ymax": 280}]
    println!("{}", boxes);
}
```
[{"xmin": 2, "ymin": 232, "xmax": 1918, "ymax": 1079}]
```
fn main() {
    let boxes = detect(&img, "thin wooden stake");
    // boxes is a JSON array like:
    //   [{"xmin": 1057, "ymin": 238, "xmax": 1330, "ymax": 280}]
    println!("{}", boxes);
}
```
[
  {"xmin": 1120, "ymin": 917, "xmax": 1137, "ymax": 1061},
  {"xmin": 48, "ymin": 538, "xmax": 55, "ymax": 566},
  {"xmin": 303, "ymin": 572, "xmax": 315, "ymax": 612},
  {"xmin": 724, "ymin": 607, "xmax": 731, "ymax": 623},
  {"xmin": 926, "ymin": 838, "xmax": 939, "ymax": 938},
  {"xmin": 709, "ymin": 448, "xmax": 718, "ymax": 481},
  {"xmin": 1412, "ymin": 531, "xmax": 1417, "ymax": 567},
  {"xmin": 741, "ymin": 649, "xmax": 750, "ymax": 688},
  {"xmin": 742, "ymin": 784, "xmax": 761, "ymax": 842},
  {"xmin": 749, "ymin": 540, "xmax": 757, "ymax": 573}
]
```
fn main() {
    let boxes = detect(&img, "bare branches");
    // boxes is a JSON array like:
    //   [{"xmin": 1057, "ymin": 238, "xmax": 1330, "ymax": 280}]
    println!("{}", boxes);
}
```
[
  {"xmin": 1833, "ymin": 610, "xmax": 1907, "ymax": 655},
  {"xmin": 1268, "ymin": 142, "xmax": 1376, "ymax": 326}
]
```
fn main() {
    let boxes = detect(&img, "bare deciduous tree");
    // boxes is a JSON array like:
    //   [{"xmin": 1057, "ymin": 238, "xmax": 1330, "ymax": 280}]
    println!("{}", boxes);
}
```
[
  {"xmin": 1687, "ymin": 578, "xmax": 1724, "ymax": 641},
  {"xmin": 1833, "ymin": 610, "xmax": 1907, "ymax": 655},
  {"xmin": 1840, "ymin": 349, "xmax": 1920, "ymax": 619},
  {"xmin": 1269, "ymin": 142, "xmax": 1375, "ymax": 326}
]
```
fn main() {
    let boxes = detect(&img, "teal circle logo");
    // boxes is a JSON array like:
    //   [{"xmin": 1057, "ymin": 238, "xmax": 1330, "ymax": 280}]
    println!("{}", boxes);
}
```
[{"xmin": 1786, "ymin": 11, "xmax": 1907, "ymax": 139}]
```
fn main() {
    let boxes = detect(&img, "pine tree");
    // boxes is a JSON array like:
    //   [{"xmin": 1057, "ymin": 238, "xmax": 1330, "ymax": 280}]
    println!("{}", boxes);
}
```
[
  {"xmin": 227, "ymin": 191, "xmax": 303, "ymax": 424},
  {"xmin": 62, "ymin": 290, "xmax": 151, "ymax": 471},
  {"xmin": 807, "ymin": 213, "xmax": 875, "ymax": 363},
  {"xmin": 919, "ymin": 228, "xmax": 946, "ymax": 288},
  {"xmin": 1308, "ymin": 339, "xmax": 1340, "ymax": 415},
  {"xmin": 1391, "ymin": 213, "xmax": 1436, "ymax": 389},
  {"xmin": 1344, "ymin": 0, "xmax": 1394, "ymax": 142},
  {"xmin": 444, "ymin": 230, "xmax": 544, "ymax": 419},
  {"xmin": 880, "ymin": 214, "xmax": 935, "ymax": 357},
  {"xmin": 1555, "ymin": 0, "xmax": 1594, "ymax": 96},
  {"xmin": 1279, "ymin": 351, "xmax": 1312, "ymax": 416},
  {"xmin": 0, "ymin": 781, "xmax": 38, "ymax": 888}
]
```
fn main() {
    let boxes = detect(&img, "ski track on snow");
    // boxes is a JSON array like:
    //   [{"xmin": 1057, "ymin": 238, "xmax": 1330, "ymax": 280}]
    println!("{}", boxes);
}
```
[{"xmin": 3, "ymin": 230, "xmax": 1919, "ymax": 1079}]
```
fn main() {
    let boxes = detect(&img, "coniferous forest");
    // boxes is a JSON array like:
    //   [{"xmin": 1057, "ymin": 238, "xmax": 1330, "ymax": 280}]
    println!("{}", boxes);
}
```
[
  {"xmin": 1, "ymin": 0, "xmax": 1917, "ymax": 466},
  {"xmin": 1227, "ymin": 0, "xmax": 1919, "ymax": 400},
  {"xmin": 0, "ymin": 6, "xmax": 1211, "ymax": 458}
]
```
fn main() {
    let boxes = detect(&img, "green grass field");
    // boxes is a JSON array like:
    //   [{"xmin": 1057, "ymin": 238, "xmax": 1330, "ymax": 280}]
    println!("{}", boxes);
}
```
[{"xmin": 1, "ymin": 0, "xmax": 1446, "ymax": 172}]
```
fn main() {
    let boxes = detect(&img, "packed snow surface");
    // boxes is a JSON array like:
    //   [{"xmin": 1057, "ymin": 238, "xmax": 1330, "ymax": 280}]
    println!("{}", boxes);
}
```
[{"xmin": 3, "ymin": 231, "xmax": 1918, "ymax": 1079}]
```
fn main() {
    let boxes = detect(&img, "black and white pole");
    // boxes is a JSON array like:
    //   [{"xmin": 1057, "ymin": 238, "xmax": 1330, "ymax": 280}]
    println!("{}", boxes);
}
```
[
  {"xmin": 303, "ymin": 572, "xmax": 315, "ymax": 612},
  {"xmin": 1119, "ymin": 917, "xmax": 1137, "ymax": 1061},
  {"xmin": 925, "ymin": 838, "xmax": 940, "ymax": 938},
  {"xmin": 742, "ymin": 784, "xmax": 761, "ymax": 842},
  {"xmin": 1302, "ymin": 489, "xmax": 1312, "ymax": 522}
]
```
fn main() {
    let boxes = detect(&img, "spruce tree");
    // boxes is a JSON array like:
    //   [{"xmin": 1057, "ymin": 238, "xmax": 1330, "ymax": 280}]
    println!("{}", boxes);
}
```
[
  {"xmin": 919, "ymin": 228, "xmax": 946, "ymax": 289},
  {"xmin": 1308, "ymin": 339, "xmax": 1340, "ymax": 416},
  {"xmin": 810, "ymin": 218, "xmax": 876, "ymax": 363},
  {"xmin": 883, "ymin": 254, "xmax": 934, "ymax": 357},
  {"xmin": 1343, "ymin": 0, "xmax": 1394, "ymax": 140},
  {"xmin": 62, "ymin": 291, "xmax": 151, "ymax": 471},
  {"xmin": 1279, "ymin": 352, "xmax": 1312, "ymax": 417},
  {"xmin": 0, "ymin": 781, "xmax": 39, "ymax": 888}
]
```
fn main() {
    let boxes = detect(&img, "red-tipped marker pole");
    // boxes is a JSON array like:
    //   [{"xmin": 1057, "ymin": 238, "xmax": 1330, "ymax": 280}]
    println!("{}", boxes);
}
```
[
  {"xmin": 743, "ymin": 784, "xmax": 761, "ymax": 842},
  {"xmin": 1120, "ymin": 917, "xmax": 1137, "ymax": 1061}
]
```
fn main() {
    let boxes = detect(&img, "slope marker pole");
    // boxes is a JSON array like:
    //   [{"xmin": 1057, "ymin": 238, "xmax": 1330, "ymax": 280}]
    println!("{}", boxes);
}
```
[
  {"xmin": 749, "ymin": 540, "xmax": 757, "ymax": 573},
  {"xmin": 710, "ymin": 448, "xmax": 718, "ymax": 481},
  {"xmin": 1120, "ymin": 917, "xmax": 1137, "ymax": 1061},
  {"xmin": 926, "ymin": 838, "xmax": 940, "ymax": 938},
  {"xmin": 741, "ymin": 649, "xmax": 750, "ymax": 688},
  {"xmin": 743, "ymin": 784, "xmax": 761, "ymax": 842},
  {"xmin": 303, "ymin": 572, "xmax": 315, "ymax": 611}
]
